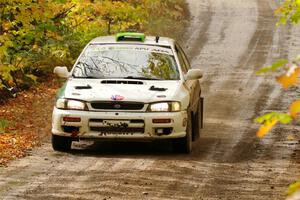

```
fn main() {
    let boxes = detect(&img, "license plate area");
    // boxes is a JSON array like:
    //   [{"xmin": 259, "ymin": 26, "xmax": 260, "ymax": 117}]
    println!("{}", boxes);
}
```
[
  {"xmin": 103, "ymin": 120, "xmax": 130, "ymax": 128},
  {"xmin": 89, "ymin": 119, "xmax": 145, "ymax": 134}
]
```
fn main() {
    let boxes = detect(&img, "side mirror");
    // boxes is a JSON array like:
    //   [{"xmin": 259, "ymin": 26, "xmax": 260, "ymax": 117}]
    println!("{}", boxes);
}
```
[
  {"xmin": 53, "ymin": 66, "xmax": 70, "ymax": 78},
  {"xmin": 185, "ymin": 69, "xmax": 203, "ymax": 80}
]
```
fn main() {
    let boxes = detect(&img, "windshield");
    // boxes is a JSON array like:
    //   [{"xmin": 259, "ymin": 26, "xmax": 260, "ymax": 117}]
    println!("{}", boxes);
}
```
[{"xmin": 72, "ymin": 44, "xmax": 180, "ymax": 80}]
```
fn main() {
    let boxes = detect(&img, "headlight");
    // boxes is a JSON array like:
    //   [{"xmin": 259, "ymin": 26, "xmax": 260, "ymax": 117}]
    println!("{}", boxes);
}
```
[
  {"xmin": 148, "ymin": 102, "xmax": 181, "ymax": 112},
  {"xmin": 56, "ymin": 99, "xmax": 87, "ymax": 110}
]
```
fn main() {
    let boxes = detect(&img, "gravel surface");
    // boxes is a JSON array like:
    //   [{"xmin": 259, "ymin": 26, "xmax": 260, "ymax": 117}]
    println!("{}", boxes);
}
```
[{"xmin": 0, "ymin": 0, "xmax": 299, "ymax": 199}]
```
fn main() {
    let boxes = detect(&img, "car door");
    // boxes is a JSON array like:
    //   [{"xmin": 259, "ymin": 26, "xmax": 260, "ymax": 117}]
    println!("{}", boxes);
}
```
[
  {"xmin": 175, "ymin": 43, "xmax": 203, "ymax": 139},
  {"xmin": 175, "ymin": 44, "xmax": 201, "ymax": 112}
]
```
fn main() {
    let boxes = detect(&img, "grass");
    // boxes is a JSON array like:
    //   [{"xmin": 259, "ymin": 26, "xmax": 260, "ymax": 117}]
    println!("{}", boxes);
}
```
[{"xmin": 0, "ymin": 119, "xmax": 9, "ymax": 134}]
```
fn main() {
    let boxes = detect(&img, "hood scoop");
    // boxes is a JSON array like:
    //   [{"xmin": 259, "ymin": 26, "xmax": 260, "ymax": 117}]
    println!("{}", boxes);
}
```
[
  {"xmin": 101, "ymin": 80, "xmax": 144, "ymax": 85},
  {"xmin": 149, "ymin": 85, "xmax": 167, "ymax": 91},
  {"xmin": 75, "ymin": 84, "xmax": 92, "ymax": 89}
]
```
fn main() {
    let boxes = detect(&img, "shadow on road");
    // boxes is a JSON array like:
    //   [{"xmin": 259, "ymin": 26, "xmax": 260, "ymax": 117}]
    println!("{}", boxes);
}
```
[
  {"xmin": 69, "ymin": 140, "xmax": 175, "ymax": 157},
  {"xmin": 64, "ymin": 136, "xmax": 222, "ymax": 161},
  {"xmin": 59, "ymin": 128, "xmax": 264, "ymax": 164}
]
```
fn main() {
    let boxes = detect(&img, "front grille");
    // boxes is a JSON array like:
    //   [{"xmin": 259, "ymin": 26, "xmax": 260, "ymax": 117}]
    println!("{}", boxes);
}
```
[
  {"xmin": 90, "ymin": 127, "xmax": 144, "ymax": 134},
  {"xmin": 89, "ymin": 119, "xmax": 144, "ymax": 123},
  {"xmin": 90, "ymin": 101, "xmax": 144, "ymax": 110}
]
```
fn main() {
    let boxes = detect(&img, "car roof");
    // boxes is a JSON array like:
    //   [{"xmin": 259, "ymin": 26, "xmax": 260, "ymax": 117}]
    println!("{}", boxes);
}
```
[{"xmin": 89, "ymin": 35, "xmax": 175, "ymax": 47}]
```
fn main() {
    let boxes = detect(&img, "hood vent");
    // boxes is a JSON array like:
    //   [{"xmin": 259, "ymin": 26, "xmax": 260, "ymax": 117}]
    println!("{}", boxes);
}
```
[{"xmin": 101, "ymin": 80, "xmax": 144, "ymax": 85}]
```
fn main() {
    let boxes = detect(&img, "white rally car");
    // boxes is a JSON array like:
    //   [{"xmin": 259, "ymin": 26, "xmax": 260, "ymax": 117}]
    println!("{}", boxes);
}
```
[{"xmin": 52, "ymin": 32, "xmax": 203, "ymax": 153}]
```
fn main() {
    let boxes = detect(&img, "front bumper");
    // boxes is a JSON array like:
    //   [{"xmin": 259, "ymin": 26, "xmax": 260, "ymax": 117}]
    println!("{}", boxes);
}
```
[{"xmin": 52, "ymin": 108, "xmax": 188, "ymax": 140}]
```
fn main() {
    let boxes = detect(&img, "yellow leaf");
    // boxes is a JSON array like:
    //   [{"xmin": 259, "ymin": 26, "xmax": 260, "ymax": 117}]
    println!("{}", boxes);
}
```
[
  {"xmin": 25, "ymin": 74, "xmax": 37, "ymax": 83},
  {"xmin": 276, "ymin": 66, "xmax": 300, "ymax": 89},
  {"xmin": 32, "ymin": 44, "xmax": 39, "ymax": 50},
  {"xmin": 289, "ymin": 100, "xmax": 300, "ymax": 119},
  {"xmin": 2, "ymin": 21, "xmax": 11, "ymax": 31},
  {"xmin": 287, "ymin": 135, "xmax": 295, "ymax": 141},
  {"xmin": 256, "ymin": 119, "xmax": 278, "ymax": 138}
]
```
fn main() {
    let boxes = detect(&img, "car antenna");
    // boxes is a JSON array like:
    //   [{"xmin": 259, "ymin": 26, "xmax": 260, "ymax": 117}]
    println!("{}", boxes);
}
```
[{"xmin": 155, "ymin": 36, "xmax": 159, "ymax": 43}]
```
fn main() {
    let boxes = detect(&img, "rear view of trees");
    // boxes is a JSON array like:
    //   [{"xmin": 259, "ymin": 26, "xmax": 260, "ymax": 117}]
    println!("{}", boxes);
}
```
[{"xmin": 0, "ymin": 0, "xmax": 186, "ymax": 102}]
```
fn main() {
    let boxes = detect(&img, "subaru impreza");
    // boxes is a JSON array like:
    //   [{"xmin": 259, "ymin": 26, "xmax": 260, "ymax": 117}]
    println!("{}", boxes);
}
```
[{"xmin": 52, "ymin": 32, "xmax": 203, "ymax": 153}]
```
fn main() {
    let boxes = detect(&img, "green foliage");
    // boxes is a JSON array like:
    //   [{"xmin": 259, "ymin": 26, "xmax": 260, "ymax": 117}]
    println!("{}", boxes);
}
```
[
  {"xmin": 287, "ymin": 181, "xmax": 300, "ymax": 196},
  {"xmin": 0, "ymin": 119, "xmax": 9, "ymax": 134},
  {"xmin": 0, "ymin": 0, "xmax": 186, "ymax": 100},
  {"xmin": 255, "ymin": 112, "xmax": 292, "ymax": 124},
  {"xmin": 256, "ymin": 1, "xmax": 300, "ymax": 198},
  {"xmin": 0, "ymin": 0, "xmax": 70, "ymax": 90},
  {"xmin": 276, "ymin": 0, "xmax": 300, "ymax": 25},
  {"xmin": 257, "ymin": 59, "xmax": 288, "ymax": 74}
]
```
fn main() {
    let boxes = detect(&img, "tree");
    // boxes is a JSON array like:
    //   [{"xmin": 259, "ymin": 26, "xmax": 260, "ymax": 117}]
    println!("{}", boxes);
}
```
[
  {"xmin": 0, "ymin": 0, "xmax": 71, "ymax": 91},
  {"xmin": 255, "ymin": 1, "xmax": 300, "ymax": 199},
  {"xmin": 0, "ymin": 0, "xmax": 186, "ymax": 100},
  {"xmin": 256, "ymin": 0, "xmax": 300, "ymax": 137}
]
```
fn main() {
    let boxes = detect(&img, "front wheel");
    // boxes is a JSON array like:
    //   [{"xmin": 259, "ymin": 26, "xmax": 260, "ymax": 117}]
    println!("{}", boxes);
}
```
[
  {"xmin": 173, "ymin": 114, "xmax": 192, "ymax": 153},
  {"xmin": 52, "ymin": 134, "xmax": 72, "ymax": 152}
]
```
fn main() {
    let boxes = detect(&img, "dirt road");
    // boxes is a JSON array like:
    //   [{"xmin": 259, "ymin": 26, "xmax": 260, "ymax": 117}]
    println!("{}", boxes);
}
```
[{"xmin": 1, "ymin": 0, "xmax": 299, "ymax": 199}]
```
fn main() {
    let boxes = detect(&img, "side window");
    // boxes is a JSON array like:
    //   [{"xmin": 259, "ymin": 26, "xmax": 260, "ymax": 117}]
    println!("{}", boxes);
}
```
[
  {"xmin": 177, "ymin": 44, "xmax": 191, "ymax": 70},
  {"xmin": 175, "ymin": 45, "xmax": 188, "ymax": 74}
]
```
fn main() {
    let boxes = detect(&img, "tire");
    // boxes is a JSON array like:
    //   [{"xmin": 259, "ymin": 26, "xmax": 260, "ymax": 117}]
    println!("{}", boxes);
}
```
[
  {"xmin": 173, "ymin": 113, "xmax": 192, "ymax": 153},
  {"xmin": 52, "ymin": 134, "xmax": 72, "ymax": 152}
]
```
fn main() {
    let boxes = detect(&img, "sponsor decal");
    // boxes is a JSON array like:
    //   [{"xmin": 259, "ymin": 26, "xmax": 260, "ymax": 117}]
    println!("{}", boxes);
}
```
[
  {"xmin": 111, "ymin": 95, "xmax": 125, "ymax": 101},
  {"xmin": 90, "ymin": 45, "xmax": 173, "ymax": 55}
]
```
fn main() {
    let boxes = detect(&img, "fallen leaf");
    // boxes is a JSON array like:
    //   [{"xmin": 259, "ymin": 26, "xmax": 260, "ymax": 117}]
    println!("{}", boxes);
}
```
[
  {"xmin": 256, "ymin": 119, "xmax": 278, "ymax": 138},
  {"xmin": 287, "ymin": 135, "xmax": 295, "ymax": 141},
  {"xmin": 289, "ymin": 100, "xmax": 300, "ymax": 119},
  {"xmin": 10, "ymin": 138, "xmax": 17, "ymax": 145},
  {"xmin": 276, "ymin": 65, "xmax": 300, "ymax": 89},
  {"xmin": 25, "ymin": 124, "xmax": 33, "ymax": 128}
]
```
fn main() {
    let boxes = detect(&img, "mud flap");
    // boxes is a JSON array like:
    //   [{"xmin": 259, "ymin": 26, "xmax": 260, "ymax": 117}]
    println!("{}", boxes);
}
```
[
  {"xmin": 200, "ymin": 97, "xmax": 204, "ymax": 129},
  {"xmin": 192, "ymin": 97, "xmax": 204, "ymax": 141}
]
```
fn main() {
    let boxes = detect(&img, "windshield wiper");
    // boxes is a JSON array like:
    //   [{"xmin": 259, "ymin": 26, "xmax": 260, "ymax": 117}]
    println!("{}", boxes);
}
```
[{"xmin": 122, "ymin": 76, "xmax": 162, "ymax": 80}]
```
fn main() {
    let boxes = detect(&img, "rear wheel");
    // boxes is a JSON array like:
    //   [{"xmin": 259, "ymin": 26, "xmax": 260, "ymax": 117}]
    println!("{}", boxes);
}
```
[
  {"xmin": 52, "ymin": 134, "xmax": 72, "ymax": 152},
  {"xmin": 173, "ymin": 114, "xmax": 192, "ymax": 153}
]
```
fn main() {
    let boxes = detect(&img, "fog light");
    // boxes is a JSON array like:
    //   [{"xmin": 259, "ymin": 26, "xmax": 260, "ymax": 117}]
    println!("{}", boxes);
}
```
[
  {"xmin": 62, "ymin": 126, "xmax": 80, "ymax": 134},
  {"xmin": 63, "ymin": 117, "xmax": 81, "ymax": 122},
  {"xmin": 156, "ymin": 128, "xmax": 164, "ymax": 134},
  {"xmin": 152, "ymin": 119, "xmax": 171, "ymax": 123},
  {"xmin": 155, "ymin": 128, "xmax": 173, "ymax": 135}
]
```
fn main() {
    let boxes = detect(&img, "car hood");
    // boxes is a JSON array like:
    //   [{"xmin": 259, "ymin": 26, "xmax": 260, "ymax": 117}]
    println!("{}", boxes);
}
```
[{"xmin": 61, "ymin": 79, "xmax": 189, "ymax": 106}]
